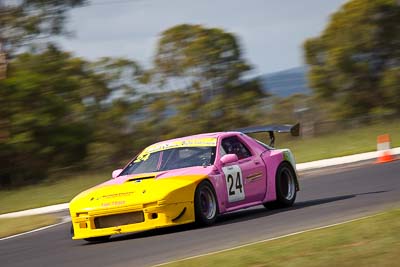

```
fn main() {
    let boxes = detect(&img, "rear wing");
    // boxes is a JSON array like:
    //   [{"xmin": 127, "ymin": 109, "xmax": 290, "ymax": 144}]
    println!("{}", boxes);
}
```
[{"xmin": 234, "ymin": 123, "xmax": 300, "ymax": 147}]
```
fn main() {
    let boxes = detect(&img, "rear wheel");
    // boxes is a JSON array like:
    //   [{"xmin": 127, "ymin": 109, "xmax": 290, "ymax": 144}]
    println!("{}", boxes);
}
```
[
  {"xmin": 264, "ymin": 162, "xmax": 297, "ymax": 209},
  {"xmin": 194, "ymin": 181, "xmax": 218, "ymax": 225}
]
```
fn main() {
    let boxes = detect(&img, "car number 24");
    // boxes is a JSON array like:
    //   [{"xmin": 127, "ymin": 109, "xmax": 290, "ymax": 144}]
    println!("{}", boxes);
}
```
[{"xmin": 222, "ymin": 165, "xmax": 245, "ymax": 202}]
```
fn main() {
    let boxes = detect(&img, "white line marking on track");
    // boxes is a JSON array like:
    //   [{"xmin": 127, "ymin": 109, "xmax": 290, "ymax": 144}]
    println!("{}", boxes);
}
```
[
  {"xmin": 153, "ymin": 212, "xmax": 386, "ymax": 266},
  {"xmin": 0, "ymin": 216, "xmax": 71, "ymax": 241}
]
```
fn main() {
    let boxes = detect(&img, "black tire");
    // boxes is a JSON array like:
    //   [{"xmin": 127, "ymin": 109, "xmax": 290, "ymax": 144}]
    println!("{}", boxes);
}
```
[
  {"xmin": 70, "ymin": 224, "xmax": 74, "ymax": 238},
  {"xmin": 194, "ymin": 180, "xmax": 218, "ymax": 226},
  {"xmin": 264, "ymin": 162, "xmax": 297, "ymax": 209},
  {"xmin": 84, "ymin": 235, "xmax": 111, "ymax": 243}
]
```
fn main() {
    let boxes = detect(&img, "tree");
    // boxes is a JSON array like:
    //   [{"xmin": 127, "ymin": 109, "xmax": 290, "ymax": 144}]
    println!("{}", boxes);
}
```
[
  {"xmin": 0, "ymin": 45, "xmax": 108, "ymax": 186},
  {"xmin": 152, "ymin": 24, "xmax": 265, "ymax": 136},
  {"xmin": 0, "ymin": 0, "xmax": 86, "ymax": 78},
  {"xmin": 0, "ymin": 43, "xmax": 148, "ymax": 186},
  {"xmin": 154, "ymin": 24, "xmax": 259, "ymax": 98},
  {"xmin": 83, "ymin": 57, "xmax": 147, "ymax": 169},
  {"xmin": 304, "ymin": 0, "xmax": 400, "ymax": 118}
]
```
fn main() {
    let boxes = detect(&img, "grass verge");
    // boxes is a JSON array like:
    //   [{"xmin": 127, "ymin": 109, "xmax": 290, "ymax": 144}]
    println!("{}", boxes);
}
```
[
  {"xmin": 0, "ymin": 120, "xmax": 399, "ymax": 214},
  {"xmin": 0, "ymin": 215, "xmax": 59, "ymax": 238},
  {"xmin": 163, "ymin": 209, "xmax": 400, "ymax": 267},
  {"xmin": 279, "ymin": 120, "xmax": 400, "ymax": 163},
  {"xmin": 0, "ymin": 172, "xmax": 108, "ymax": 214}
]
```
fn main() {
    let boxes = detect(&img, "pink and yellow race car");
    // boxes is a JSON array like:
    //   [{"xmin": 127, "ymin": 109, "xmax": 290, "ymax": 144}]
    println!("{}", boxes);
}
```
[{"xmin": 69, "ymin": 124, "xmax": 300, "ymax": 242}]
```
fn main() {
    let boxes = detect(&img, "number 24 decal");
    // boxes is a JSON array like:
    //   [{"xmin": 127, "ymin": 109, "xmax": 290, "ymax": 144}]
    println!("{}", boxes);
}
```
[
  {"xmin": 227, "ymin": 173, "xmax": 243, "ymax": 196},
  {"xmin": 222, "ymin": 165, "xmax": 245, "ymax": 202}
]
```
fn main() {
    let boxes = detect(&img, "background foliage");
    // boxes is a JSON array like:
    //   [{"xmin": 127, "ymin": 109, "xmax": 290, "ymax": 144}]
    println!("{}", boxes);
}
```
[
  {"xmin": 0, "ymin": 0, "xmax": 399, "ymax": 187},
  {"xmin": 304, "ymin": 0, "xmax": 400, "ymax": 118}
]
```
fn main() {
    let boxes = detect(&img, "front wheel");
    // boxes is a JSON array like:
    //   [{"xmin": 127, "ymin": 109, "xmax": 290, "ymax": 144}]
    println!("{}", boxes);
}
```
[
  {"xmin": 84, "ymin": 236, "xmax": 111, "ymax": 243},
  {"xmin": 194, "ymin": 181, "xmax": 218, "ymax": 225},
  {"xmin": 70, "ymin": 224, "xmax": 74, "ymax": 238},
  {"xmin": 264, "ymin": 162, "xmax": 297, "ymax": 209}
]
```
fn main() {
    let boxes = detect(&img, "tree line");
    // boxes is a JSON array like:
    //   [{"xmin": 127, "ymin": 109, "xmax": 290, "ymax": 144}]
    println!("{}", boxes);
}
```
[{"xmin": 0, "ymin": 0, "xmax": 399, "ymax": 187}]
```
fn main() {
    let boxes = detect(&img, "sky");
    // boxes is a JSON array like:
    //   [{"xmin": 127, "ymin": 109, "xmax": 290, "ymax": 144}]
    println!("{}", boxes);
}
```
[{"xmin": 60, "ymin": 0, "xmax": 348, "ymax": 75}]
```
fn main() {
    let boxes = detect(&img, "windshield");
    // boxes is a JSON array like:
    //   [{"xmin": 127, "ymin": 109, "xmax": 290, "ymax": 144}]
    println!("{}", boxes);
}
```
[{"xmin": 120, "ymin": 146, "xmax": 217, "ymax": 176}]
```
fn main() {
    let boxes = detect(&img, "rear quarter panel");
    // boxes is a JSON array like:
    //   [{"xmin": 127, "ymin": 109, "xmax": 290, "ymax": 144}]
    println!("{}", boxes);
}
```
[{"xmin": 261, "ymin": 149, "xmax": 297, "ymax": 203}]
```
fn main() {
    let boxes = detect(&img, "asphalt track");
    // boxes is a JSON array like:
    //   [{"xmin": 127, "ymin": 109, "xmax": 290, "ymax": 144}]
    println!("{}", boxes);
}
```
[{"xmin": 1, "ymin": 160, "xmax": 400, "ymax": 267}]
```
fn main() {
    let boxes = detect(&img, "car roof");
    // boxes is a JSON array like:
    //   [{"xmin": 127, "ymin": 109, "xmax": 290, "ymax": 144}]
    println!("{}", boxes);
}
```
[{"xmin": 151, "ymin": 132, "xmax": 241, "ymax": 146}]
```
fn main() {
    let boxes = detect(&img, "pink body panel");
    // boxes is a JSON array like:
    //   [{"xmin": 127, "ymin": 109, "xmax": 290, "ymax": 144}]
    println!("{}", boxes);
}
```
[{"xmin": 261, "ymin": 150, "xmax": 284, "ymax": 202}]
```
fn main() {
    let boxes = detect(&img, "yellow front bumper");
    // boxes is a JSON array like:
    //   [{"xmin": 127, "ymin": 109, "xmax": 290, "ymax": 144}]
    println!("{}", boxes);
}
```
[{"xmin": 71, "ymin": 201, "xmax": 195, "ymax": 240}]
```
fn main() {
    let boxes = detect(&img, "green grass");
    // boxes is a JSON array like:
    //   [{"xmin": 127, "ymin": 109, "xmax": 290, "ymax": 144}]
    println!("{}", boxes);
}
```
[
  {"xmin": 0, "ymin": 172, "xmax": 108, "ymax": 214},
  {"xmin": 163, "ymin": 209, "xmax": 400, "ymax": 267},
  {"xmin": 278, "ymin": 120, "xmax": 400, "ymax": 163},
  {"xmin": 0, "ymin": 120, "xmax": 399, "ymax": 214},
  {"xmin": 0, "ymin": 215, "xmax": 59, "ymax": 238}
]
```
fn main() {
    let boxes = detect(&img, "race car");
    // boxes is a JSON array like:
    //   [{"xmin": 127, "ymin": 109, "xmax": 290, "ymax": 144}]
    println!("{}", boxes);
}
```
[{"xmin": 69, "ymin": 124, "xmax": 300, "ymax": 242}]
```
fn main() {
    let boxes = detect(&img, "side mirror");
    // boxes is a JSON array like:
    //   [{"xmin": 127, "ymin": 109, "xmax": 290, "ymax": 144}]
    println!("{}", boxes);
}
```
[
  {"xmin": 220, "ymin": 154, "xmax": 238, "ymax": 165},
  {"xmin": 112, "ymin": 169, "xmax": 123, "ymax": 179}
]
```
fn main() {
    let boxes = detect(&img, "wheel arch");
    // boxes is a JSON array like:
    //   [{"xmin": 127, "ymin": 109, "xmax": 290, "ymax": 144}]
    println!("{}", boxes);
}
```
[
  {"xmin": 263, "ymin": 160, "xmax": 298, "ymax": 209},
  {"xmin": 263, "ymin": 156, "xmax": 299, "ymax": 203}
]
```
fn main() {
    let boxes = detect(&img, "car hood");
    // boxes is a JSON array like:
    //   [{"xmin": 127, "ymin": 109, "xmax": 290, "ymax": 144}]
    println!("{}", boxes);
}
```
[
  {"xmin": 69, "ymin": 166, "xmax": 213, "ymax": 213},
  {"xmin": 106, "ymin": 165, "xmax": 214, "ymax": 185}
]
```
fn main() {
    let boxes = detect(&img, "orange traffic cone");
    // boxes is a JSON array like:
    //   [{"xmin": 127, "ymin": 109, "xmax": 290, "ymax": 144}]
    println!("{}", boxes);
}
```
[
  {"xmin": 375, "ymin": 134, "xmax": 396, "ymax": 164},
  {"xmin": 376, "ymin": 150, "xmax": 396, "ymax": 164}
]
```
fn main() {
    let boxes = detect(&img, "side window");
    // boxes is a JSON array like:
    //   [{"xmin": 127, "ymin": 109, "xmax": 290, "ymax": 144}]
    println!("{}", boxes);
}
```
[{"xmin": 221, "ymin": 136, "xmax": 252, "ymax": 160}]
